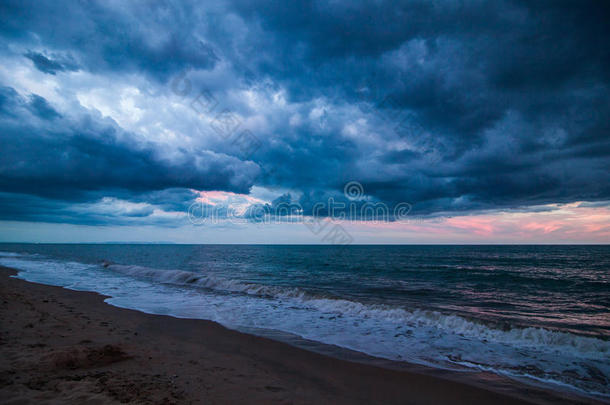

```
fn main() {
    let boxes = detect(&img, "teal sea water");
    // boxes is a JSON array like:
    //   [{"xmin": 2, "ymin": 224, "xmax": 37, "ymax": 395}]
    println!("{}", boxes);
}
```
[{"xmin": 1, "ymin": 244, "xmax": 608, "ymax": 398}]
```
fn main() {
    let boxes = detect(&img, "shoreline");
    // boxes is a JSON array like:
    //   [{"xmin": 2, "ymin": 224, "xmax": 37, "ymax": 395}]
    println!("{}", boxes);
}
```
[{"xmin": 0, "ymin": 266, "xmax": 602, "ymax": 404}]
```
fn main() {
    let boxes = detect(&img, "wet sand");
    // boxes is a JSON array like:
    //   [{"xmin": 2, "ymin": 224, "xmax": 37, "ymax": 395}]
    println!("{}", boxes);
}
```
[{"xmin": 0, "ymin": 266, "xmax": 600, "ymax": 404}]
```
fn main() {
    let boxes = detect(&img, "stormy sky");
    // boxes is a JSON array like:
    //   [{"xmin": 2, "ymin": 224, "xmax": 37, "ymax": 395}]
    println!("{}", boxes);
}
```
[{"xmin": 0, "ymin": 0, "xmax": 609, "ymax": 243}]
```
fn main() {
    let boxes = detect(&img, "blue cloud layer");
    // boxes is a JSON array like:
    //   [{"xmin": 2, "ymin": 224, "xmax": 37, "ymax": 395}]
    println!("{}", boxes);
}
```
[{"xmin": 0, "ymin": 0, "xmax": 609, "ymax": 225}]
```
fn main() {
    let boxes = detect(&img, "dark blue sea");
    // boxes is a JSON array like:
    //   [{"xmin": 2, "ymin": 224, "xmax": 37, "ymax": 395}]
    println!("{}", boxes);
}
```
[{"xmin": 1, "ymin": 244, "xmax": 608, "ymax": 397}]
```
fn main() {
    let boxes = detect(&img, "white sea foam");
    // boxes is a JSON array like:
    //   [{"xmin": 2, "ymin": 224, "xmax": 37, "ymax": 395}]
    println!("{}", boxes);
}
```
[{"xmin": 105, "ymin": 263, "xmax": 610, "ymax": 360}]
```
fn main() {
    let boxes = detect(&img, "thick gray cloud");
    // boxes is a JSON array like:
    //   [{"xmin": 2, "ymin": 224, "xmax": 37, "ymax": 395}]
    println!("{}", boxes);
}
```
[
  {"xmin": 0, "ymin": 87, "xmax": 259, "ymax": 198},
  {"xmin": 227, "ymin": 0, "xmax": 610, "ymax": 213},
  {"xmin": 0, "ymin": 0, "xmax": 609, "ymax": 224},
  {"xmin": 1, "ymin": 0, "xmax": 220, "ymax": 81},
  {"xmin": 24, "ymin": 51, "xmax": 79, "ymax": 75}
]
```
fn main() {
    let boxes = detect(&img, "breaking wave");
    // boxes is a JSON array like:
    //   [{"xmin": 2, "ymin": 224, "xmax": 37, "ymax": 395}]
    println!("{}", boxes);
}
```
[{"xmin": 104, "ymin": 262, "xmax": 609, "ymax": 360}]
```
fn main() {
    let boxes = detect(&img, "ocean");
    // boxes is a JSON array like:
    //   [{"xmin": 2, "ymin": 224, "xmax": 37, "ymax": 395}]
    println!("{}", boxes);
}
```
[{"xmin": 0, "ymin": 244, "xmax": 608, "ymax": 398}]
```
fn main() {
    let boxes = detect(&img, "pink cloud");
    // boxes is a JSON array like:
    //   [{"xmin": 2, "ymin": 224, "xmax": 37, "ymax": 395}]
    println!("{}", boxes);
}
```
[
  {"xmin": 445, "ymin": 217, "xmax": 495, "ymax": 235},
  {"xmin": 344, "ymin": 202, "xmax": 610, "ymax": 243}
]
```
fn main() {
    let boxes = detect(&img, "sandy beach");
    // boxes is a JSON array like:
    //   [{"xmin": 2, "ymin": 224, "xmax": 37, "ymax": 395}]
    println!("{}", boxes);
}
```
[{"xmin": 0, "ymin": 266, "xmax": 601, "ymax": 405}]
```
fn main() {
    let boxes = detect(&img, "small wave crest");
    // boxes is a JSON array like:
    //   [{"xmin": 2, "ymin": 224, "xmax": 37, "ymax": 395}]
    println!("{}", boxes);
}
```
[
  {"xmin": 103, "ymin": 262, "xmax": 610, "ymax": 359},
  {"xmin": 104, "ymin": 262, "xmax": 310, "ymax": 299},
  {"xmin": 0, "ymin": 251, "xmax": 27, "ymax": 257}
]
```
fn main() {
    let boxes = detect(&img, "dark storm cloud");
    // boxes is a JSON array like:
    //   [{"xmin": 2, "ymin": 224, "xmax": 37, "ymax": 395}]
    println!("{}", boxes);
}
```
[
  {"xmin": 230, "ymin": 0, "xmax": 610, "ymax": 145},
  {"xmin": 125, "ymin": 189, "xmax": 199, "ymax": 213},
  {"xmin": 223, "ymin": 0, "xmax": 610, "ymax": 213},
  {"xmin": 0, "ymin": 0, "xmax": 609, "ymax": 224},
  {"xmin": 1, "ymin": 0, "xmax": 219, "ymax": 81},
  {"xmin": 0, "ymin": 191, "xmax": 192, "ymax": 226},
  {"xmin": 24, "ymin": 51, "xmax": 79, "ymax": 75},
  {"xmin": 28, "ymin": 94, "xmax": 62, "ymax": 120},
  {"xmin": 0, "ymin": 87, "xmax": 259, "ymax": 200}
]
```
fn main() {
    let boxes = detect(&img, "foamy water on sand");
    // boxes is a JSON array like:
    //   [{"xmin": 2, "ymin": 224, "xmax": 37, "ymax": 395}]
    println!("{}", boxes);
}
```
[{"xmin": 1, "ymin": 244, "xmax": 608, "ymax": 399}]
